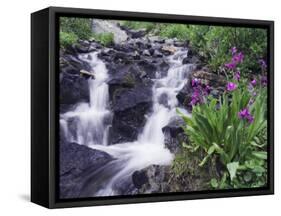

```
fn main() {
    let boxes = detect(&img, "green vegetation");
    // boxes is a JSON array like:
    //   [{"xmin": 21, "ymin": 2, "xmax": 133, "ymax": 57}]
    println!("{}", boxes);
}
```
[
  {"xmin": 91, "ymin": 33, "xmax": 114, "ymax": 46},
  {"xmin": 121, "ymin": 21, "xmax": 156, "ymax": 32},
  {"xmin": 176, "ymin": 46, "xmax": 268, "ymax": 188},
  {"xmin": 59, "ymin": 17, "xmax": 114, "ymax": 48},
  {"xmin": 159, "ymin": 24, "xmax": 267, "ymax": 73},
  {"xmin": 60, "ymin": 17, "xmax": 92, "ymax": 47},
  {"xmin": 59, "ymin": 31, "xmax": 78, "ymax": 48}
]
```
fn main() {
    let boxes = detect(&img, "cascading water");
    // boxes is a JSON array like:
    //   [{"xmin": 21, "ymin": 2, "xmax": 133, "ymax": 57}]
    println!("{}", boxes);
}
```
[
  {"xmin": 60, "ymin": 52, "xmax": 111, "ymax": 146},
  {"xmin": 60, "ymin": 47, "xmax": 194, "ymax": 197}
]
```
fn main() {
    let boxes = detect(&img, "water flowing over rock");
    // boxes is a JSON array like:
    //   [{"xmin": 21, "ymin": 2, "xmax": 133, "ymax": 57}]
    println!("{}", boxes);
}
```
[{"xmin": 59, "ymin": 25, "xmax": 203, "ymax": 197}]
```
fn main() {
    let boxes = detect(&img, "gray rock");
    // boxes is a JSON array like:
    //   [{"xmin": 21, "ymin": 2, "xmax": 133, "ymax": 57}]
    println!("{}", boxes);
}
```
[{"xmin": 59, "ymin": 141, "xmax": 113, "ymax": 198}]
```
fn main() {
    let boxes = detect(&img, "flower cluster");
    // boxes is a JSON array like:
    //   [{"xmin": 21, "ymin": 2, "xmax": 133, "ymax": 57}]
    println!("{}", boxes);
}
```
[
  {"xmin": 238, "ymin": 108, "xmax": 254, "ymax": 123},
  {"xmin": 225, "ymin": 47, "xmax": 244, "ymax": 70},
  {"xmin": 190, "ymin": 78, "xmax": 211, "ymax": 106}
]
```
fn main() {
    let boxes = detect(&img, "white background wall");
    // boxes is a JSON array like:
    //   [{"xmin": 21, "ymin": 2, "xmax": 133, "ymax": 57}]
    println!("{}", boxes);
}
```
[{"xmin": 0, "ymin": 0, "xmax": 279, "ymax": 214}]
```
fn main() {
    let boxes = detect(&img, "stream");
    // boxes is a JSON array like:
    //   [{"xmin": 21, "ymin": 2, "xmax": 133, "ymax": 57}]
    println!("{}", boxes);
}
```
[{"xmin": 60, "ymin": 46, "xmax": 194, "ymax": 197}]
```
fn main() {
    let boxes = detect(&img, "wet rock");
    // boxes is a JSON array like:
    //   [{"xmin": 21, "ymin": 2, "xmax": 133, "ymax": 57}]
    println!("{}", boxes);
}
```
[
  {"xmin": 162, "ymin": 116, "xmax": 189, "ymax": 153},
  {"xmin": 133, "ymin": 165, "xmax": 171, "ymax": 193},
  {"xmin": 182, "ymin": 55, "xmax": 200, "ymax": 65},
  {"xmin": 59, "ymin": 141, "xmax": 113, "ymax": 198},
  {"xmin": 109, "ymin": 85, "xmax": 153, "ymax": 144}
]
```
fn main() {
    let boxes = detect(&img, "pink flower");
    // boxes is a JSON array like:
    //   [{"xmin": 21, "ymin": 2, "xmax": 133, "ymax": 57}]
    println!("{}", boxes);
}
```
[{"xmin": 226, "ymin": 82, "xmax": 237, "ymax": 91}]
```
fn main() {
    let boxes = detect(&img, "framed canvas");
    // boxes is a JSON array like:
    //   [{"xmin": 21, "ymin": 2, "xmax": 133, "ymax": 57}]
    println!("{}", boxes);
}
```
[{"xmin": 31, "ymin": 6, "xmax": 274, "ymax": 208}]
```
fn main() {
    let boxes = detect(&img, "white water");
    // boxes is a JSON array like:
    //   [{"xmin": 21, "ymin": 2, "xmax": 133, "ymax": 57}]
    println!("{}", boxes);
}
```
[
  {"xmin": 60, "ymin": 48, "xmax": 194, "ymax": 196},
  {"xmin": 60, "ymin": 52, "xmax": 111, "ymax": 146}
]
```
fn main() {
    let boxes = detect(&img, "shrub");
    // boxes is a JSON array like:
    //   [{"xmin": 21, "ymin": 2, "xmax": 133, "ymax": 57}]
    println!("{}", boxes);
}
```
[
  {"xmin": 60, "ymin": 31, "xmax": 78, "ymax": 48},
  {"xmin": 60, "ymin": 17, "xmax": 92, "ymax": 40},
  {"xmin": 91, "ymin": 33, "xmax": 114, "ymax": 46}
]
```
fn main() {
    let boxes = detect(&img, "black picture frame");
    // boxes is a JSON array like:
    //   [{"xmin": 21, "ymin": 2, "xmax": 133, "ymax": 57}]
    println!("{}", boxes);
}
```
[{"xmin": 31, "ymin": 6, "xmax": 274, "ymax": 209}]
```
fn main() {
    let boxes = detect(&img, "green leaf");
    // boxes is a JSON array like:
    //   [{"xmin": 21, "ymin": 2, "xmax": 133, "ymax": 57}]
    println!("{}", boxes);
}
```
[
  {"xmin": 210, "ymin": 178, "xmax": 218, "ymax": 188},
  {"xmin": 227, "ymin": 162, "xmax": 239, "ymax": 181},
  {"xmin": 252, "ymin": 151, "xmax": 267, "ymax": 160}
]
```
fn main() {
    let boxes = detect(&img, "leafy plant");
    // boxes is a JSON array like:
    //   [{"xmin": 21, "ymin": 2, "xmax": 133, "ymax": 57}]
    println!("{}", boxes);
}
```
[
  {"xmin": 60, "ymin": 31, "xmax": 78, "ymax": 48},
  {"xmin": 177, "ymin": 78, "xmax": 267, "ymax": 188}
]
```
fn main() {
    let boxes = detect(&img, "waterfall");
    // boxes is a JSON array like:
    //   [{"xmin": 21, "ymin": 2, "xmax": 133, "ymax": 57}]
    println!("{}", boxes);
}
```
[
  {"xmin": 60, "ymin": 52, "xmax": 111, "ymax": 146},
  {"xmin": 60, "ymin": 48, "xmax": 194, "ymax": 197}
]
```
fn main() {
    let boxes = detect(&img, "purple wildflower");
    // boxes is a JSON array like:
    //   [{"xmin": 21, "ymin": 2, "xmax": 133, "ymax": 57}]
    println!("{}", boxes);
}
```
[
  {"xmin": 259, "ymin": 59, "xmax": 267, "ymax": 69},
  {"xmin": 225, "ymin": 51, "xmax": 244, "ymax": 70},
  {"xmin": 226, "ymin": 82, "xmax": 237, "ymax": 91},
  {"xmin": 238, "ymin": 108, "xmax": 254, "ymax": 124},
  {"xmin": 234, "ymin": 71, "xmax": 240, "ymax": 81},
  {"xmin": 204, "ymin": 85, "xmax": 211, "ymax": 95},
  {"xmin": 261, "ymin": 76, "xmax": 267, "ymax": 86},
  {"xmin": 191, "ymin": 78, "xmax": 200, "ymax": 87},
  {"xmin": 190, "ymin": 90, "xmax": 201, "ymax": 106},
  {"xmin": 225, "ymin": 62, "xmax": 236, "ymax": 70},
  {"xmin": 232, "ymin": 52, "xmax": 244, "ymax": 64},
  {"xmin": 251, "ymin": 79, "xmax": 257, "ymax": 86}
]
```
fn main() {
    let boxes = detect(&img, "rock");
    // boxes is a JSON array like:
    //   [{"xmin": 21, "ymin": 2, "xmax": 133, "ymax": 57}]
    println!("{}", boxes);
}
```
[
  {"xmin": 60, "ymin": 70, "xmax": 90, "ymax": 105},
  {"xmin": 192, "ymin": 70, "xmax": 226, "ymax": 88},
  {"xmin": 174, "ymin": 40, "xmax": 190, "ymax": 47},
  {"xmin": 109, "ymin": 85, "xmax": 153, "ymax": 144},
  {"xmin": 153, "ymin": 49, "xmax": 163, "ymax": 58},
  {"xmin": 133, "ymin": 165, "xmax": 171, "ymax": 193},
  {"xmin": 148, "ymin": 36, "xmax": 165, "ymax": 44},
  {"xmin": 59, "ymin": 141, "xmax": 113, "ymax": 198},
  {"xmin": 59, "ymin": 53, "xmax": 91, "ymax": 106},
  {"xmin": 182, "ymin": 55, "xmax": 200, "ymax": 65},
  {"xmin": 132, "ymin": 170, "xmax": 149, "ymax": 189},
  {"xmin": 129, "ymin": 29, "xmax": 147, "ymax": 38},
  {"xmin": 161, "ymin": 45, "xmax": 177, "ymax": 55},
  {"xmin": 79, "ymin": 69, "xmax": 95, "ymax": 79},
  {"xmin": 137, "ymin": 60, "xmax": 157, "ymax": 79},
  {"xmin": 92, "ymin": 20, "xmax": 128, "ymax": 44},
  {"xmin": 157, "ymin": 60, "xmax": 170, "ymax": 77},
  {"xmin": 162, "ymin": 116, "xmax": 189, "ymax": 153},
  {"xmin": 142, "ymin": 49, "xmax": 151, "ymax": 56}
]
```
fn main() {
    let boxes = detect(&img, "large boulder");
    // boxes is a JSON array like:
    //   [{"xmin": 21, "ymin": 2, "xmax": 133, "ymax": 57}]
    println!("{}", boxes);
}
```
[{"xmin": 59, "ymin": 141, "xmax": 113, "ymax": 198}]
